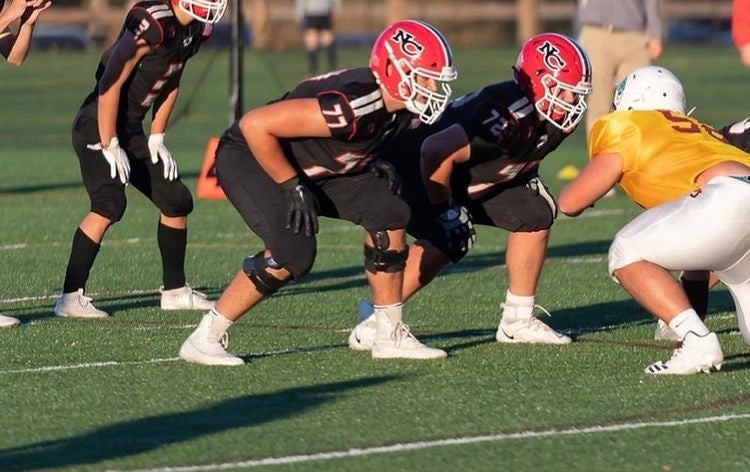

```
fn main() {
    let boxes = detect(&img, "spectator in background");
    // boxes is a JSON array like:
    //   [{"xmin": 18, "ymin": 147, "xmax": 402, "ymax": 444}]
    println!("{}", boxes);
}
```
[
  {"xmin": 296, "ymin": 0, "xmax": 340, "ymax": 76},
  {"xmin": 1, "ymin": 0, "xmax": 50, "ymax": 328},
  {"xmin": 732, "ymin": 0, "xmax": 750, "ymax": 66},
  {"xmin": 576, "ymin": 0, "xmax": 663, "ymax": 136}
]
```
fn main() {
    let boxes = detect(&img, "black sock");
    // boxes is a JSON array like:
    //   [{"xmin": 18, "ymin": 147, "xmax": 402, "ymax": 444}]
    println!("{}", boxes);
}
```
[
  {"xmin": 326, "ymin": 43, "xmax": 337, "ymax": 70},
  {"xmin": 307, "ymin": 50, "xmax": 319, "ymax": 75},
  {"xmin": 63, "ymin": 228, "xmax": 100, "ymax": 293},
  {"xmin": 158, "ymin": 222, "xmax": 187, "ymax": 290},
  {"xmin": 681, "ymin": 277, "xmax": 709, "ymax": 320}
]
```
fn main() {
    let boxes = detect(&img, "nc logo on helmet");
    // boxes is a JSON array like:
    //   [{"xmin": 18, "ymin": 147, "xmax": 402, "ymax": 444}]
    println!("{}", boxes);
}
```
[
  {"xmin": 391, "ymin": 28, "xmax": 424, "ymax": 57},
  {"xmin": 537, "ymin": 41, "xmax": 566, "ymax": 71}
]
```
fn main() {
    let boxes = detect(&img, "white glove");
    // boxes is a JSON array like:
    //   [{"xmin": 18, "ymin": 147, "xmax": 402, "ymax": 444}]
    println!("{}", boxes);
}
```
[
  {"xmin": 148, "ymin": 133, "xmax": 178, "ymax": 181},
  {"xmin": 87, "ymin": 137, "xmax": 130, "ymax": 184}
]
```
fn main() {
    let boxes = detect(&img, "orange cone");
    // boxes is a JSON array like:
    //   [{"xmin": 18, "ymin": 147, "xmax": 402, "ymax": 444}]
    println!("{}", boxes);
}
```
[{"xmin": 196, "ymin": 137, "xmax": 227, "ymax": 200}]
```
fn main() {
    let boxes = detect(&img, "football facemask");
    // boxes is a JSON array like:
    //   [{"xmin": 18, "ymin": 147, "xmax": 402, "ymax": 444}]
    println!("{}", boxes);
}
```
[{"xmin": 176, "ymin": 0, "xmax": 227, "ymax": 24}]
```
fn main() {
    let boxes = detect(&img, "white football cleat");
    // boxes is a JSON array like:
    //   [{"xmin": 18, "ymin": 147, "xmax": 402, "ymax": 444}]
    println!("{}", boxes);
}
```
[
  {"xmin": 496, "ymin": 317, "xmax": 571, "ymax": 344},
  {"xmin": 371, "ymin": 310, "xmax": 446, "ymax": 360},
  {"xmin": 54, "ymin": 289, "xmax": 109, "ymax": 318},
  {"xmin": 180, "ymin": 313, "xmax": 245, "ymax": 366},
  {"xmin": 0, "ymin": 314, "xmax": 20, "ymax": 328},
  {"xmin": 347, "ymin": 300, "xmax": 376, "ymax": 351},
  {"xmin": 161, "ymin": 285, "xmax": 215, "ymax": 310},
  {"xmin": 654, "ymin": 319, "xmax": 680, "ymax": 341},
  {"xmin": 645, "ymin": 331, "xmax": 723, "ymax": 375}
]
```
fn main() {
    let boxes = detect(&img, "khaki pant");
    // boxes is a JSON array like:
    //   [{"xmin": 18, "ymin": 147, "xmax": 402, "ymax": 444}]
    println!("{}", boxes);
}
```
[{"xmin": 578, "ymin": 25, "xmax": 652, "ymax": 136}]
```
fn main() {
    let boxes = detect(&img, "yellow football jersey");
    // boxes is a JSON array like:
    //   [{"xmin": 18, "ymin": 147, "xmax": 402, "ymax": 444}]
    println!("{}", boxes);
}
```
[{"xmin": 588, "ymin": 110, "xmax": 750, "ymax": 209}]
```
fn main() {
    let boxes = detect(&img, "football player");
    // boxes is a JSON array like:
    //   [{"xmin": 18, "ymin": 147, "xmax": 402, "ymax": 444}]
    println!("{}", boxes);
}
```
[
  {"xmin": 178, "ymin": 20, "xmax": 458, "ymax": 365},
  {"xmin": 1, "ymin": 0, "xmax": 50, "ymax": 328},
  {"xmin": 54, "ymin": 0, "xmax": 227, "ymax": 318},
  {"xmin": 348, "ymin": 33, "xmax": 591, "ymax": 349},
  {"xmin": 557, "ymin": 65, "xmax": 750, "ymax": 375}
]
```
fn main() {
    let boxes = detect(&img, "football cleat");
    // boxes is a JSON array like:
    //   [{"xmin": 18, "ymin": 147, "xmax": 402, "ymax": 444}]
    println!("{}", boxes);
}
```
[
  {"xmin": 0, "ymin": 313, "xmax": 20, "ymax": 328},
  {"xmin": 54, "ymin": 289, "xmax": 109, "ymax": 318},
  {"xmin": 371, "ymin": 309, "xmax": 447, "ymax": 360},
  {"xmin": 496, "ymin": 317, "xmax": 571, "ymax": 344},
  {"xmin": 645, "ymin": 331, "xmax": 723, "ymax": 375},
  {"xmin": 347, "ymin": 300, "xmax": 376, "ymax": 351},
  {"xmin": 179, "ymin": 313, "xmax": 244, "ymax": 366},
  {"xmin": 160, "ymin": 285, "xmax": 215, "ymax": 311}
]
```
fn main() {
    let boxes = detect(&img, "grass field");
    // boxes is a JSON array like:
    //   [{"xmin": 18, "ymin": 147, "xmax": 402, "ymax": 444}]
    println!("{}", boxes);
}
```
[{"xmin": 1, "ymin": 44, "xmax": 750, "ymax": 471}]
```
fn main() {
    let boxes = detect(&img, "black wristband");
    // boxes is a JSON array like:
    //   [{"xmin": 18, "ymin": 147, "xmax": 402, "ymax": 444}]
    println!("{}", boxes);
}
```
[{"xmin": 280, "ymin": 176, "xmax": 300, "ymax": 191}]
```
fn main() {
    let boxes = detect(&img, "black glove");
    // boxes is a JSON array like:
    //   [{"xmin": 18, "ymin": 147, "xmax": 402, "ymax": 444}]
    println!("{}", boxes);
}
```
[
  {"xmin": 369, "ymin": 159, "xmax": 401, "ymax": 195},
  {"xmin": 437, "ymin": 201, "xmax": 476, "ymax": 262},
  {"xmin": 281, "ymin": 177, "xmax": 319, "ymax": 236}
]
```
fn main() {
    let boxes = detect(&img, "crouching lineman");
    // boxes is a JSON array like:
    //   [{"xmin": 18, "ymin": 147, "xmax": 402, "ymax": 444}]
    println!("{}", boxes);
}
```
[
  {"xmin": 348, "ymin": 33, "xmax": 592, "ymax": 349},
  {"xmin": 179, "ymin": 20, "xmax": 458, "ymax": 365}
]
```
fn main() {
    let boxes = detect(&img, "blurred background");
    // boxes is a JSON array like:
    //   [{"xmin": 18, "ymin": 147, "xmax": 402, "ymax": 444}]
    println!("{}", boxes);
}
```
[{"xmin": 31, "ymin": 0, "xmax": 733, "ymax": 52}]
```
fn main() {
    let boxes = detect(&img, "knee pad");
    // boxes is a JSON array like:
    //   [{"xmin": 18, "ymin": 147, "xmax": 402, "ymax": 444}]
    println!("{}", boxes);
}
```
[
  {"xmin": 364, "ymin": 230, "xmax": 408, "ymax": 273},
  {"xmin": 156, "ymin": 183, "xmax": 194, "ymax": 217},
  {"xmin": 243, "ymin": 251, "xmax": 288, "ymax": 296},
  {"xmin": 92, "ymin": 193, "xmax": 127, "ymax": 223}
]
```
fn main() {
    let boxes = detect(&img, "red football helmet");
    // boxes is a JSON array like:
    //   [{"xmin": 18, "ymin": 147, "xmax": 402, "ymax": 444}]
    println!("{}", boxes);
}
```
[
  {"xmin": 513, "ymin": 33, "xmax": 592, "ymax": 132},
  {"xmin": 369, "ymin": 19, "xmax": 457, "ymax": 125},
  {"xmin": 172, "ymin": 0, "xmax": 227, "ymax": 24}
]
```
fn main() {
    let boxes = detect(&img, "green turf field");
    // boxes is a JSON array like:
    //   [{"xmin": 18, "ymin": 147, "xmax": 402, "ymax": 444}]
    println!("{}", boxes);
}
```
[{"xmin": 1, "ymin": 44, "xmax": 750, "ymax": 471}]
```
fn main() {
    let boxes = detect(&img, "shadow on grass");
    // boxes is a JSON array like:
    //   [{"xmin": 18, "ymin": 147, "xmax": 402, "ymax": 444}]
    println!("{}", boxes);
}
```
[
  {"xmin": 0, "ymin": 375, "xmax": 398, "ymax": 471},
  {"xmin": 272, "ymin": 239, "xmax": 614, "ymax": 297}
]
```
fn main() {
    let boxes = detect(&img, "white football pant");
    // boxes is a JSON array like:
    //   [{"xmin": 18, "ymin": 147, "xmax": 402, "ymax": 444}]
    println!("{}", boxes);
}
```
[{"xmin": 608, "ymin": 176, "xmax": 750, "ymax": 343}]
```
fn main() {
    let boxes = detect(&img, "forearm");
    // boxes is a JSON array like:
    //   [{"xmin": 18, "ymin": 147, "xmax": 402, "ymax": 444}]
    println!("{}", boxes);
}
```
[{"xmin": 5, "ymin": 22, "xmax": 32, "ymax": 65}]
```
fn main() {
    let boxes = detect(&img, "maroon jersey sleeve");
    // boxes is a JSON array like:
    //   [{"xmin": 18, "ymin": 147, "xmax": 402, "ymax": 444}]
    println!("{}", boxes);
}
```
[
  {"xmin": 124, "ymin": 5, "xmax": 165, "ymax": 48},
  {"xmin": 316, "ymin": 90, "xmax": 358, "ymax": 141}
]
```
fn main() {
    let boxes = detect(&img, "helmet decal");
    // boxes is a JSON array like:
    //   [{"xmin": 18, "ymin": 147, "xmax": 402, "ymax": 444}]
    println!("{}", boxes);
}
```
[
  {"xmin": 391, "ymin": 28, "xmax": 425, "ymax": 58},
  {"xmin": 537, "ymin": 41, "xmax": 566, "ymax": 71}
]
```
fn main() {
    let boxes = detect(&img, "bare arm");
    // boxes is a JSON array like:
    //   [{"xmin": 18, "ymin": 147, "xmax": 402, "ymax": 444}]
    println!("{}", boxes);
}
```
[
  {"xmin": 558, "ymin": 152, "xmax": 623, "ymax": 216},
  {"xmin": 151, "ymin": 87, "xmax": 179, "ymax": 134},
  {"xmin": 420, "ymin": 123, "xmax": 470, "ymax": 205},
  {"xmin": 3, "ymin": 0, "xmax": 50, "ymax": 65},
  {"xmin": 239, "ymin": 98, "xmax": 332, "ymax": 184},
  {"xmin": 97, "ymin": 34, "xmax": 151, "ymax": 147}
]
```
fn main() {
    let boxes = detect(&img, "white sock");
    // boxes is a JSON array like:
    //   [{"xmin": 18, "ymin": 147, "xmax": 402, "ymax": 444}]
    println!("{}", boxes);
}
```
[
  {"xmin": 208, "ymin": 308, "xmax": 233, "ymax": 340},
  {"xmin": 667, "ymin": 309, "xmax": 710, "ymax": 340},
  {"xmin": 373, "ymin": 302, "xmax": 404, "ymax": 323},
  {"xmin": 501, "ymin": 291, "xmax": 534, "ymax": 323}
]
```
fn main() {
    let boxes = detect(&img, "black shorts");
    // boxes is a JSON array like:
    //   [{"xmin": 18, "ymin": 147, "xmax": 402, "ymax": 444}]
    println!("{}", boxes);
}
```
[
  {"xmin": 403, "ymin": 170, "xmax": 556, "ymax": 249},
  {"xmin": 215, "ymin": 140, "xmax": 411, "ymax": 252},
  {"xmin": 71, "ymin": 111, "xmax": 193, "ymax": 217},
  {"xmin": 302, "ymin": 14, "xmax": 333, "ymax": 31}
]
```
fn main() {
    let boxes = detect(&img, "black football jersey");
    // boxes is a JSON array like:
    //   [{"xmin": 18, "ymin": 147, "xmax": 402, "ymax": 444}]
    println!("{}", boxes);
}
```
[
  {"xmin": 79, "ymin": 0, "xmax": 209, "ymax": 133},
  {"xmin": 386, "ymin": 81, "xmax": 572, "ymax": 201},
  {"xmin": 222, "ymin": 68, "xmax": 414, "ymax": 180},
  {"xmin": 721, "ymin": 116, "xmax": 750, "ymax": 154}
]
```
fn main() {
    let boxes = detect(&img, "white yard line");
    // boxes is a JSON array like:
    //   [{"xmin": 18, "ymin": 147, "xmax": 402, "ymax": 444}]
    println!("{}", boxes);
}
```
[{"xmin": 108, "ymin": 413, "xmax": 750, "ymax": 472}]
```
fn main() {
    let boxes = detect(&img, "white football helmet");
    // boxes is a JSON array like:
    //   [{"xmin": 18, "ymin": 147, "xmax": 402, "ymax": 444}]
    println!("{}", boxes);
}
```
[{"xmin": 613, "ymin": 66, "xmax": 686, "ymax": 114}]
